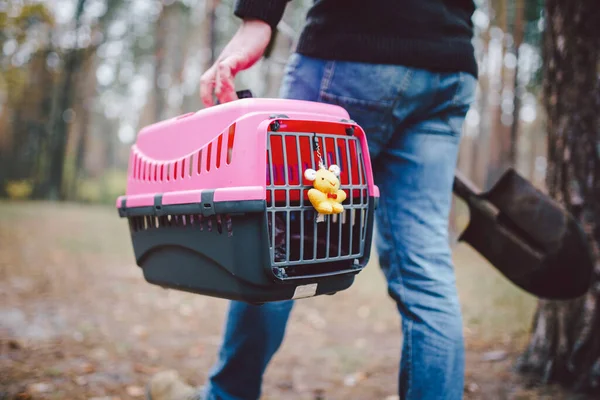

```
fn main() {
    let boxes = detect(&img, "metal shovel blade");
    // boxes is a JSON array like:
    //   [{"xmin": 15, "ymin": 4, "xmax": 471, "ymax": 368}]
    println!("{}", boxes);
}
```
[{"xmin": 453, "ymin": 168, "xmax": 594, "ymax": 300}]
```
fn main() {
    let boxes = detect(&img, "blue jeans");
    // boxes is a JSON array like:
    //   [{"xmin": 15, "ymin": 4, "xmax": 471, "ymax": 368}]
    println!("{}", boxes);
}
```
[{"xmin": 202, "ymin": 53, "xmax": 477, "ymax": 400}]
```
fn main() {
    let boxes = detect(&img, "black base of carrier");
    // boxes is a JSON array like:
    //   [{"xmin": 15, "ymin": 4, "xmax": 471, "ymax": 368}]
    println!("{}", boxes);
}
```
[{"xmin": 119, "ymin": 194, "xmax": 376, "ymax": 304}]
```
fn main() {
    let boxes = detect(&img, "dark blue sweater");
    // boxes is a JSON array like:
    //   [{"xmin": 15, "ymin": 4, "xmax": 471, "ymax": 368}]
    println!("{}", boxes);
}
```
[{"xmin": 234, "ymin": 0, "xmax": 478, "ymax": 77}]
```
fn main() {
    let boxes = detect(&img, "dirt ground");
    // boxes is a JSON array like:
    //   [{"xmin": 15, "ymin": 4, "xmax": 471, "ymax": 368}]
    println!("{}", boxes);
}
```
[{"xmin": 0, "ymin": 202, "xmax": 592, "ymax": 400}]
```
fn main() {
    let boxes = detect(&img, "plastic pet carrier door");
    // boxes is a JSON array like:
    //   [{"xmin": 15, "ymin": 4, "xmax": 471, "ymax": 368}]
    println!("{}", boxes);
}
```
[{"xmin": 117, "ymin": 96, "xmax": 379, "ymax": 304}]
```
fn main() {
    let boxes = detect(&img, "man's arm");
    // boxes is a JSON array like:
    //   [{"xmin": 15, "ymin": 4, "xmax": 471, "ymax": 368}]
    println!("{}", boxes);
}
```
[
  {"xmin": 233, "ymin": 0, "xmax": 291, "ymax": 30},
  {"xmin": 199, "ymin": 0, "xmax": 291, "ymax": 106}
]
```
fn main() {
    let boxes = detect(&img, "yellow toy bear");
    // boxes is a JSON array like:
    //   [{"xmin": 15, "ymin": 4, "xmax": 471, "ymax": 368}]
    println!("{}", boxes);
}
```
[{"xmin": 304, "ymin": 164, "xmax": 346, "ymax": 215}]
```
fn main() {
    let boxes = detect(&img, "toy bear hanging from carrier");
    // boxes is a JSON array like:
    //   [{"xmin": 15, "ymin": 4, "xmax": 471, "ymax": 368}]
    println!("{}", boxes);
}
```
[{"xmin": 116, "ymin": 92, "xmax": 379, "ymax": 304}]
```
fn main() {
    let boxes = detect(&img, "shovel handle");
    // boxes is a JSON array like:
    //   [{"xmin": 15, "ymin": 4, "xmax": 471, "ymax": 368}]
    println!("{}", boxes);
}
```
[{"xmin": 453, "ymin": 169, "xmax": 480, "ymax": 200}]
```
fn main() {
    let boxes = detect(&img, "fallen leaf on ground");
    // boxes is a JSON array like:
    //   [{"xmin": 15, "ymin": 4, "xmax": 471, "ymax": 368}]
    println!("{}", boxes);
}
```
[
  {"xmin": 75, "ymin": 376, "xmax": 88, "ymax": 386},
  {"xmin": 131, "ymin": 325, "xmax": 148, "ymax": 339},
  {"xmin": 73, "ymin": 331, "xmax": 85, "ymax": 342},
  {"xmin": 275, "ymin": 381, "xmax": 294, "ymax": 391},
  {"xmin": 90, "ymin": 348, "xmax": 109, "ymax": 361},
  {"xmin": 126, "ymin": 385, "xmax": 145, "ymax": 397},
  {"xmin": 28, "ymin": 382, "xmax": 54, "ymax": 393},
  {"xmin": 481, "ymin": 350, "xmax": 507, "ymax": 362},
  {"xmin": 465, "ymin": 382, "xmax": 480, "ymax": 393},
  {"xmin": 133, "ymin": 363, "xmax": 160, "ymax": 375},
  {"xmin": 343, "ymin": 371, "xmax": 368, "ymax": 387},
  {"xmin": 144, "ymin": 347, "xmax": 159, "ymax": 360},
  {"xmin": 79, "ymin": 361, "xmax": 96, "ymax": 374}
]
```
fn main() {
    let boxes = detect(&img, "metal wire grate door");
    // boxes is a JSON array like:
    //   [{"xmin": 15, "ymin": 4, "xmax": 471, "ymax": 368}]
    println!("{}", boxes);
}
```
[{"xmin": 266, "ymin": 130, "xmax": 370, "ymax": 276}]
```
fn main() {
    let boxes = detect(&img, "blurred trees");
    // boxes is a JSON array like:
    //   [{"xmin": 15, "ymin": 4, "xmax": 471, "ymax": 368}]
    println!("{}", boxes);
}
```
[
  {"xmin": 0, "ymin": 0, "xmax": 127, "ymax": 200},
  {"xmin": 457, "ymin": 0, "xmax": 545, "ymax": 190},
  {"xmin": 0, "ymin": 0, "xmax": 304, "ymax": 202},
  {"xmin": 517, "ymin": 0, "xmax": 599, "ymax": 394},
  {"xmin": 0, "ymin": 0, "xmax": 548, "ymax": 204},
  {"xmin": 0, "ymin": 2, "xmax": 56, "ymax": 197}
]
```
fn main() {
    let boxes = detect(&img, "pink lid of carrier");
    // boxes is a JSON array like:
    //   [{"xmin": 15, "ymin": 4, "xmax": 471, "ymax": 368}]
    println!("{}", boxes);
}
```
[{"xmin": 117, "ymin": 98, "xmax": 378, "ymax": 209}]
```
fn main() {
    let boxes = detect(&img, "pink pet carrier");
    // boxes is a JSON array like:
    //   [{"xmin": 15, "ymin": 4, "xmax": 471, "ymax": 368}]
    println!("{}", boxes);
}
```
[{"xmin": 116, "ymin": 92, "xmax": 379, "ymax": 304}]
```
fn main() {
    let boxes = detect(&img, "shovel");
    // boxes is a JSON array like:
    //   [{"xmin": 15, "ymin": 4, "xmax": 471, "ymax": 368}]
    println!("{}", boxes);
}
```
[{"xmin": 452, "ymin": 167, "xmax": 594, "ymax": 300}]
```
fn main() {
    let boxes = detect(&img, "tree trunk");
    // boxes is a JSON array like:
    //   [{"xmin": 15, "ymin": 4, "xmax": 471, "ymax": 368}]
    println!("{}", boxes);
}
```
[
  {"xmin": 208, "ymin": 0, "xmax": 219, "ymax": 67},
  {"xmin": 45, "ymin": 0, "xmax": 87, "ymax": 200},
  {"xmin": 31, "ymin": 48, "xmax": 58, "ymax": 199},
  {"xmin": 69, "ymin": 49, "xmax": 96, "ymax": 200},
  {"xmin": 153, "ymin": 2, "xmax": 190, "ymax": 121},
  {"xmin": 153, "ymin": 6, "xmax": 167, "ymax": 122},
  {"xmin": 484, "ymin": 0, "xmax": 511, "ymax": 188},
  {"xmin": 471, "ymin": 32, "xmax": 490, "ymax": 189},
  {"xmin": 517, "ymin": 0, "xmax": 600, "ymax": 395},
  {"xmin": 508, "ymin": 0, "xmax": 524, "ymax": 166}
]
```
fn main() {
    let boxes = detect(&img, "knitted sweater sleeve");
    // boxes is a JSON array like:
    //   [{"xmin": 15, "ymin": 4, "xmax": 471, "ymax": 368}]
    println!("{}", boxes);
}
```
[{"xmin": 233, "ymin": 0, "xmax": 291, "ymax": 29}]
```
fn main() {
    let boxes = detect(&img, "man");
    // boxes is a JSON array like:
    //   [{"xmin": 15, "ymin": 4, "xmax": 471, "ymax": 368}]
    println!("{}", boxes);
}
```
[{"xmin": 147, "ymin": 0, "xmax": 478, "ymax": 399}]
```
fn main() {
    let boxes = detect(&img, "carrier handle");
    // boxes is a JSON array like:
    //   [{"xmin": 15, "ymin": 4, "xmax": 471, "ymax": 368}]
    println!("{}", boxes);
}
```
[
  {"xmin": 213, "ymin": 89, "xmax": 254, "ymax": 105},
  {"xmin": 235, "ymin": 89, "xmax": 254, "ymax": 99},
  {"xmin": 211, "ymin": 89, "xmax": 254, "ymax": 105}
]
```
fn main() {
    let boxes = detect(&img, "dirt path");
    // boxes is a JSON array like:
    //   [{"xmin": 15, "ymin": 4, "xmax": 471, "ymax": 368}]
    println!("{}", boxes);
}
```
[{"xmin": 0, "ymin": 202, "xmax": 590, "ymax": 399}]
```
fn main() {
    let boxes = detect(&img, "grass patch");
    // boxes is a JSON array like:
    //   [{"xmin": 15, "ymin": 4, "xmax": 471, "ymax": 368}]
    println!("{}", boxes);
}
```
[{"xmin": 453, "ymin": 243, "xmax": 537, "ymax": 343}]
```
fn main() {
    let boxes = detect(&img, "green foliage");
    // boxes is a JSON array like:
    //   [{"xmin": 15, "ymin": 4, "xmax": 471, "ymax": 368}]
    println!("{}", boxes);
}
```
[
  {"xmin": 77, "ymin": 169, "xmax": 127, "ymax": 205},
  {"xmin": 0, "ymin": 2, "xmax": 55, "ymax": 45},
  {"xmin": 77, "ymin": 179, "xmax": 102, "ymax": 203},
  {"xmin": 4, "ymin": 180, "xmax": 34, "ymax": 200},
  {"xmin": 0, "ymin": 67, "xmax": 28, "ymax": 106},
  {"xmin": 0, "ymin": 2, "xmax": 55, "ymax": 106}
]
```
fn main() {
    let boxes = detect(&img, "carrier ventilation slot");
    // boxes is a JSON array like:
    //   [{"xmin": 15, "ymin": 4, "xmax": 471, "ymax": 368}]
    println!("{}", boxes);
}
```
[
  {"xmin": 128, "ymin": 213, "xmax": 233, "ymax": 237},
  {"xmin": 227, "ymin": 124, "xmax": 236, "ymax": 164},
  {"xmin": 265, "ymin": 131, "xmax": 370, "ymax": 268},
  {"xmin": 131, "ymin": 124, "xmax": 237, "ymax": 182}
]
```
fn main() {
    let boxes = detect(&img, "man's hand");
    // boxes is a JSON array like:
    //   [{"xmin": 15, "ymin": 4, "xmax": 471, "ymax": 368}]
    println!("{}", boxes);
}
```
[{"xmin": 199, "ymin": 19, "xmax": 272, "ymax": 107}]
